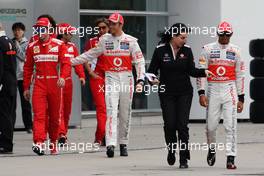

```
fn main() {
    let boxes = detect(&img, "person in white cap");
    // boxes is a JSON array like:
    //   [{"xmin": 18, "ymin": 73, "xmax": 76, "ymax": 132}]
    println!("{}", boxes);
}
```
[
  {"xmin": 197, "ymin": 21, "xmax": 245, "ymax": 169},
  {"xmin": 71, "ymin": 13, "xmax": 145, "ymax": 158}
]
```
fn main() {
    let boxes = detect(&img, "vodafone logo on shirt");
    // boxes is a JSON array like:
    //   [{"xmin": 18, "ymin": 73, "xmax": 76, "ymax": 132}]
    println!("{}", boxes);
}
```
[
  {"xmin": 113, "ymin": 57, "xmax": 123, "ymax": 67},
  {"xmin": 216, "ymin": 66, "xmax": 226, "ymax": 76}
]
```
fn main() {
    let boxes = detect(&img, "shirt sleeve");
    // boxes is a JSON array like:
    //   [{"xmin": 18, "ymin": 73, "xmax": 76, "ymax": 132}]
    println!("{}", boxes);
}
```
[
  {"xmin": 23, "ymin": 46, "xmax": 34, "ymax": 90},
  {"xmin": 187, "ymin": 47, "xmax": 206, "ymax": 78},
  {"xmin": 131, "ymin": 40, "xmax": 145, "ymax": 82},
  {"xmin": 147, "ymin": 47, "xmax": 160, "ymax": 76},
  {"xmin": 196, "ymin": 47, "xmax": 208, "ymax": 95},
  {"xmin": 15, "ymin": 40, "xmax": 28, "ymax": 62},
  {"xmin": 73, "ymin": 46, "xmax": 85, "ymax": 79},
  {"xmin": 235, "ymin": 48, "xmax": 245, "ymax": 102},
  {"xmin": 59, "ymin": 44, "xmax": 72, "ymax": 79},
  {"xmin": 71, "ymin": 38, "xmax": 103, "ymax": 66}
]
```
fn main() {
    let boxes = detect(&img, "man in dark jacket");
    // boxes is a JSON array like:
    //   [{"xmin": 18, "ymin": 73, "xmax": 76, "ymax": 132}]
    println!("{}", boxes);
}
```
[{"xmin": 0, "ymin": 23, "xmax": 17, "ymax": 154}]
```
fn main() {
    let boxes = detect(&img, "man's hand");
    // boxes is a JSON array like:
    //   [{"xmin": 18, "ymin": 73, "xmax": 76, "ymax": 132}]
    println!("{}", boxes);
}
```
[
  {"xmin": 80, "ymin": 78, "xmax": 86, "ymax": 86},
  {"xmin": 199, "ymin": 95, "xmax": 208, "ymax": 107},
  {"xmin": 24, "ymin": 90, "xmax": 31, "ymax": 101},
  {"xmin": 150, "ymin": 78, "xmax": 160, "ymax": 85},
  {"xmin": 205, "ymin": 70, "xmax": 216, "ymax": 78},
  {"xmin": 57, "ymin": 78, "xmax": 65, "ymax": 88},
  {"xmin": 237, "ymin": 101, "xmax": 244, "ymax": 113},
  {"xmin": 135, "ymin": 82, "xmax": 144, "ymax": 93}
]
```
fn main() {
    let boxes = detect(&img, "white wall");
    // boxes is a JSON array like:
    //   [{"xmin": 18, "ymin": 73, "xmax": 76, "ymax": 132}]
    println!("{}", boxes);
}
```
[
  {"xmin": 168, "ymin": 0, "xmax": 221, "ymax": 119},
  {"xmin": 220, "ymin": 0, "xmax": 264, "ymax": 118},
  {"xmin": 168, "ymin": 0, "xmax": 263, "ymax": 119},
  {"xmin": 0, "ymin": 0, "xmax": 82, "ymax": 127}
]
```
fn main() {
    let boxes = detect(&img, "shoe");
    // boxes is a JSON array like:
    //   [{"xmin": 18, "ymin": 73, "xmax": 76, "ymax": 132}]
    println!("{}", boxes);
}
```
[
  {"xmin": 226, "ymin": 156, "xmax": 237, "ymax": 169},
  {"xmin": 0, "ymin": 147, "xmax": 13, "ymax": 154},
  {"xmin": 179, "ymin": 161, "xmax": 189, "ymax": 169},
  {"xmin": 49, "ymin": 142, "xmax": 58, "ymax": 155},
  {"xmin": 120, "ymin": 144, "xmax": 128, "ymax": 157},
  {"xmin": 167, "ymin": 151, "xmax": 176, "ymax": 166},
  {"xmin": 26, "ymin": 128, "xmax": 32, "ymax": 134},
  {"xmin": 207, "ymin": 148, "xmax": 216, "ymax": 166},
  {"xmin": 58, "ymin": 135, "xmax": 67, "ymax": 147},
  {"xmin": 32, "ymin": 143, "xmax": 45, "ymax": 156},
  {"xmin": 106, "ymin": 145, "xmax": 115, "ymax": 158}
]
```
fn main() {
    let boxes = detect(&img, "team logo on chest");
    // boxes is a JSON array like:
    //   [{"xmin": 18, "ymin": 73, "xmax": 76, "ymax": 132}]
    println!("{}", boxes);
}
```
[
  {"xmin": 163, "ymin": 53, "xmax": 170, "ymax": 62},
  {"xmin": 226, "ymin": 51, "xmax": 235, "ymax": 60},
  {"xmin": 120, "ymin": 41, "xmax": 129, "ymax": 50},
  {"xmin": 210, "ymin": 50, "xmax": 220, "ymax": 58},
  {"xmin": 216, "ymin": 66, "xmax": 226, "ymax": 76},
  {"xmin": 68, "ymin": 46, "xmax": 74, "ymax": 52},
  {"xmin": 105, "ymin": 41, "xmax": 114, "ymax": 50},
  {"xmin": 49, "ymin": 46, "xmax": 58, "ymax": 52},
  {"xmin": 113, "ymin": 57, "xmax": 122, "ymax": 67},
  {"xmin": 179, "ymin": 53, "xmax": 187, "ymax": 59},
  {"xmin": 33, "ymin": 46, "xmax": 40, "ymax": 54}
]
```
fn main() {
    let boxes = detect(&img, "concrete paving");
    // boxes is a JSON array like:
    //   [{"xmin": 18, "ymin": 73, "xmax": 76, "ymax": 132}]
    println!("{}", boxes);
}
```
[{"xmin": 1, "ymin": 116, "xmax": 264, "ymax": 176}]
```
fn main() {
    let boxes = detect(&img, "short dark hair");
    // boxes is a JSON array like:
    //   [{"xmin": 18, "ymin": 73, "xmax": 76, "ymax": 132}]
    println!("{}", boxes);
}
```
[
  {"xmin": 95, "ymin": 18, "xmax": 109, "ymax": 27},
  {"xmin": 12, "ymin": 22, "xmax": 26, "ymax": 31},
  {"xmin": 158, "ymin": 23, "xmax": 190, "ymax": 44}
]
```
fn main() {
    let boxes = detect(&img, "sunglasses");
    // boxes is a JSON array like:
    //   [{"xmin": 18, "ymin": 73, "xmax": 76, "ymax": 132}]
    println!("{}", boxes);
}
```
[{"xmin": 218, "ymin": 31, "xmax": 232, "ymax": 37}]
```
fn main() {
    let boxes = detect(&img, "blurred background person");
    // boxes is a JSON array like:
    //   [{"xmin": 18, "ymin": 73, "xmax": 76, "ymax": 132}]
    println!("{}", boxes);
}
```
[
  {"xmin": 0, "ymin": 23, "xmax": 17, "ymax": 154},
  {"xmin": 84, "ymin": 18, "xmax": 109, "ymax": 146},
  {"xmin": 57, "ymin": 23, "xmax": 86, "ymax": 145},
  {"xmin": 12, "ymin": 22, "xmax": 32, "ymax": 134}
]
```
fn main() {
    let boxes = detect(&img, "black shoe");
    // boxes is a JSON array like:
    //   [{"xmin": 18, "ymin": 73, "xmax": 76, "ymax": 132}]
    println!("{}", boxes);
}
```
[
  {"xmin": 32, "ymin": 144, "xmax": 45, "ymax": 156},
  {"xmin": 226, "ymin": 156, "xmax": 237, "ymax": 169},
  {"xmin": 58, "ymin": 136, "xmax": 67, "ymax": 147},
  {"xmin": 120, "ymin": 144, "xmax": 128, "ymax": 157},
  {"xmin": 0, "ymin": 148, "xmax": 13, "ymax": 154},
  {"xmin": 167, "ymin": 151, "xmax": 176, "ymax": 166},
  {"xmin": 106, "ymin": 145, "xmax": 115, "ymax": 158},
  {"xmin": 179, "ymin": 161, "xmax": 189, "ymax": 169},
  {"xmin": 207, "ymin": 148, "xmax": 216, "ymax": 166},
  {"xmin": 26, "ymin": 128, "xmax": 32, "ymax": 134}
]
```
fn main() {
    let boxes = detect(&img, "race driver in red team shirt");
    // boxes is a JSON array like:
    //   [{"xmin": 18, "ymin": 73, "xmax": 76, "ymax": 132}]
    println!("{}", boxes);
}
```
[
  {"xmin": 56, "ymin": 23, "xmax": 86, "ymax": 146},
  {"xmin": 197, "ymin": 21, "xmax": 245, "ymax": 169},
  {"xmin": 84, "ymin": 18, "xmax": 109, "ymax": 146},
  {"xmin": 23, "ymin": 17, "xmax": 71, "ymax": 155}
]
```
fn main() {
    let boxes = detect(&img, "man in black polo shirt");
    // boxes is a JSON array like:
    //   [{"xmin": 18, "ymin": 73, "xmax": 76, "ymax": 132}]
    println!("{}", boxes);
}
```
[{"xmin": 0, "ymin": 23, "xmax": 17, "ymax": 154}]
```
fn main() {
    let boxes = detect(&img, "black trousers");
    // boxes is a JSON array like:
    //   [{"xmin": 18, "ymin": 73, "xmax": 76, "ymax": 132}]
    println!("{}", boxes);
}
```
[
  {"xmin": 159, "ymin": 93, "xmax": 193, "ymax": 162},
  {"xmin": 0, "ymin": 94, "xmax": 16, "ymax": 152},
  {"xmin": 17, "ymin": 80, "xmax": 32, "ymax": 129}
]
